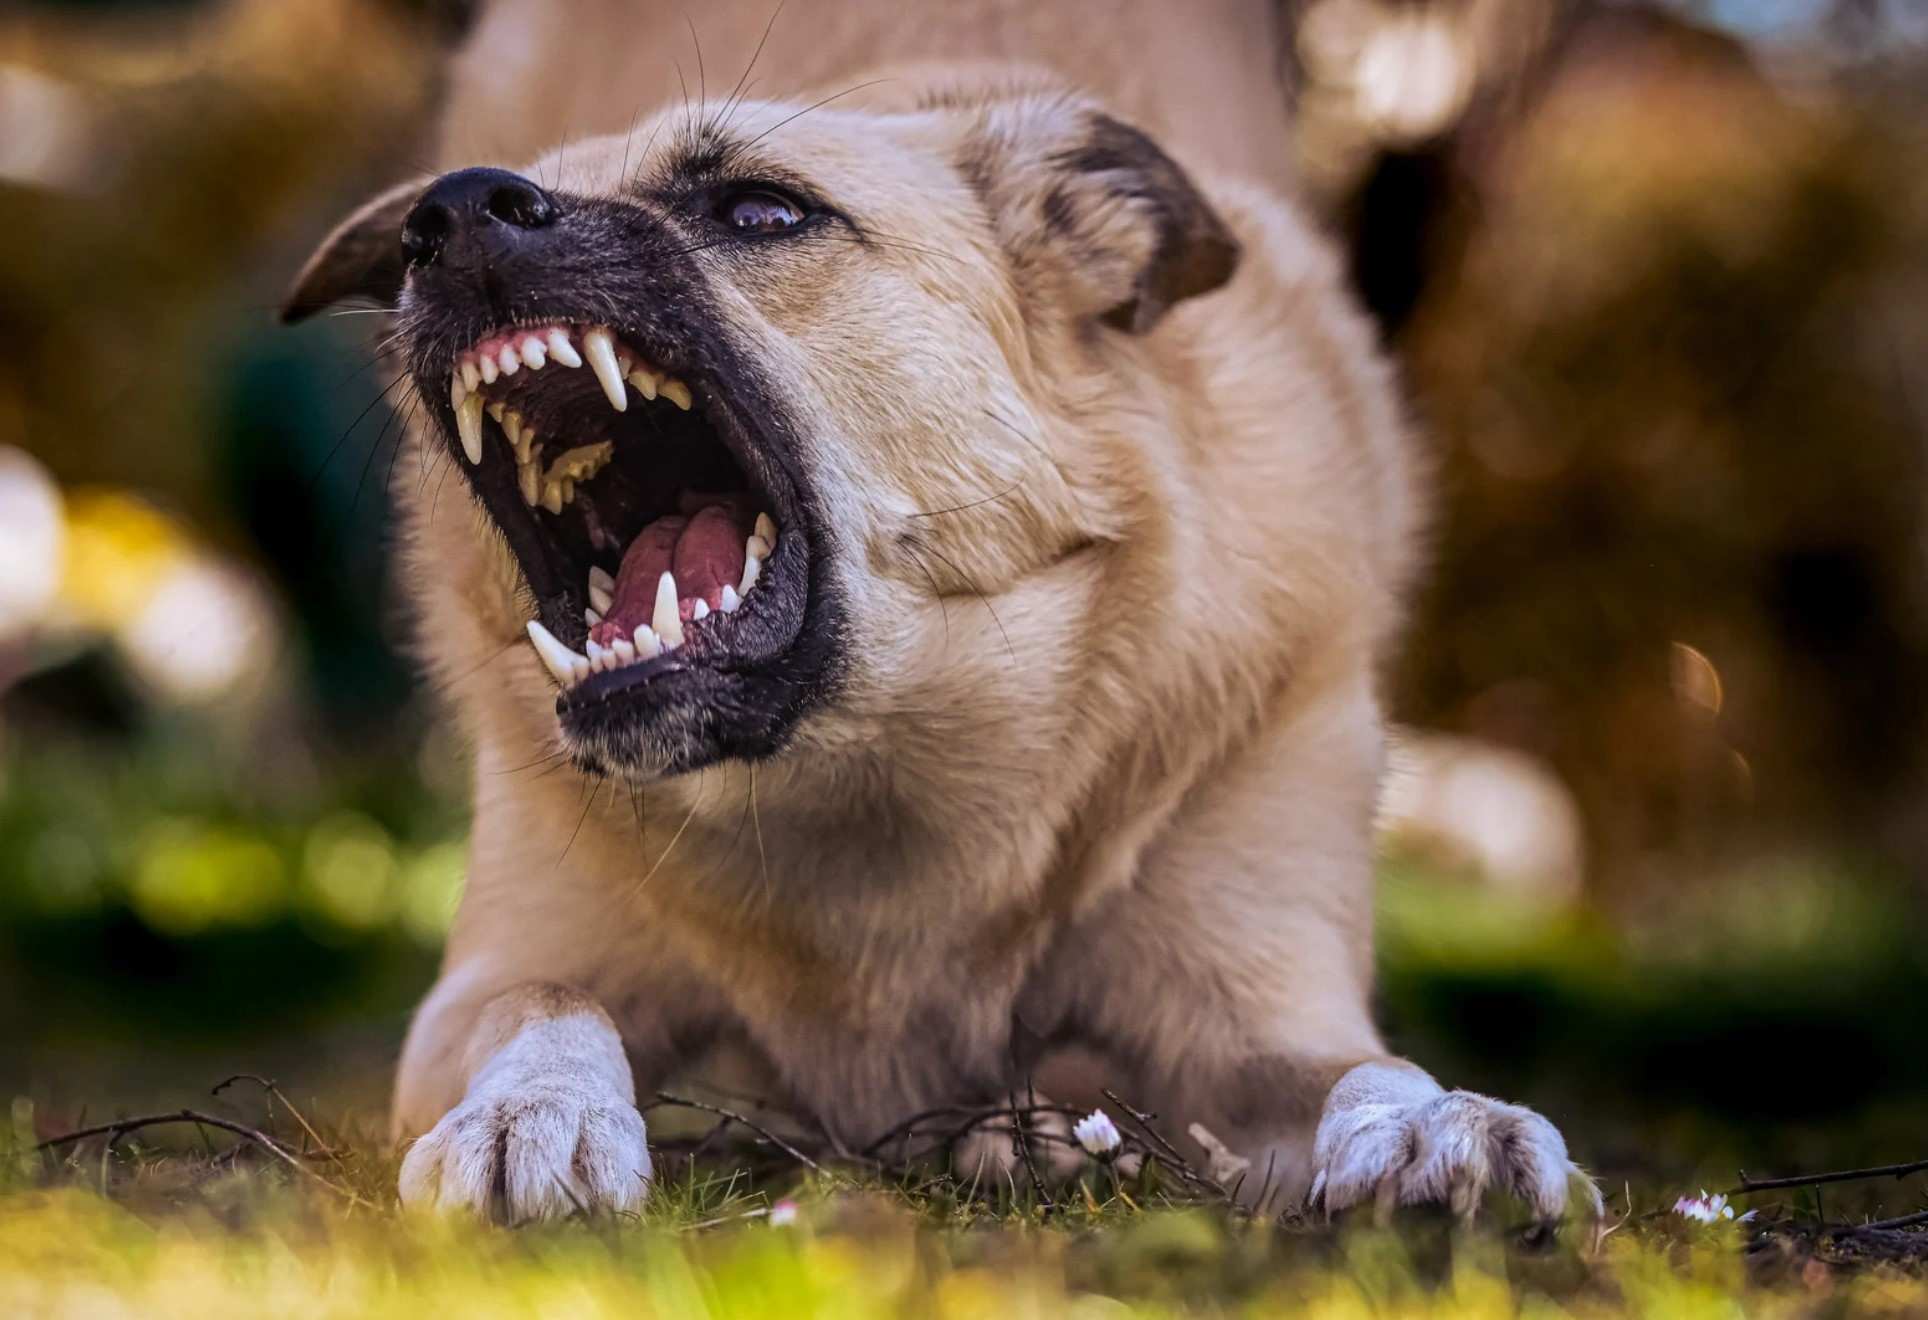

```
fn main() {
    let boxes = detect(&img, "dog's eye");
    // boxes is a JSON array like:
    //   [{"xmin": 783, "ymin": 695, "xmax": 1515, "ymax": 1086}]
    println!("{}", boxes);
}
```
[{"xmin": 716, "ymin": 189, "xmax": 807, "ymax": 235}]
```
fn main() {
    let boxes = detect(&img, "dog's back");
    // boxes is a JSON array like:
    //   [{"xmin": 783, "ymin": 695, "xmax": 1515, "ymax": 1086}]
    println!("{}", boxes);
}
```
[{"xmin": 440, "ymin": 0, "xmax": 1301, "ymax": 188}]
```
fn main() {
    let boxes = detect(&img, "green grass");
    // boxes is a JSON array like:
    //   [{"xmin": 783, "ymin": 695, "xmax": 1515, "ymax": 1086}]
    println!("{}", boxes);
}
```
[{"xmin": 5, "ymin": 1104, "xmax": 1926, "ymax": 1320}]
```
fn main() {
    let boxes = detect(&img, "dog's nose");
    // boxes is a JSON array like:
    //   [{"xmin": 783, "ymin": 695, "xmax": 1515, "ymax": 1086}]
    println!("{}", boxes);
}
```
[{"xmin": 401, "ymin": 167, "xmax": 559, "ymax": 269}]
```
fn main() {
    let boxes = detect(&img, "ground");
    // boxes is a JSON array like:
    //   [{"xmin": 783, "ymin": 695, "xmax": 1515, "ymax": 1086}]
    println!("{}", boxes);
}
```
[{"xmin": 6, "ymin": 1083, "xmax": 1928, "ymax": 1319}]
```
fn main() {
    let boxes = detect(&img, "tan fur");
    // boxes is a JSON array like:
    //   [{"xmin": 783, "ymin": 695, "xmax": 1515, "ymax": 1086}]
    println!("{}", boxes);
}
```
[{"xmin": 307, "ymin": 0, "xmax": 1594, "ymax": 1221}]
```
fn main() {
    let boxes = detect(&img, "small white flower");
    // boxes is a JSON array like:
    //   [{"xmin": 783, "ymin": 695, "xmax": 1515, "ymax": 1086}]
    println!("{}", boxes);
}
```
[
  {"xmin": 1073, "ymin": 1109, "xmax": 1122, "ymax": 1160},
  {"xmin": 767, "ymin": 1198, "xmax": 799, "ymax": 1226},
  {"xmin": 1674, "ymin": 1191, "xmax": 1736, "ymax": 1223}
]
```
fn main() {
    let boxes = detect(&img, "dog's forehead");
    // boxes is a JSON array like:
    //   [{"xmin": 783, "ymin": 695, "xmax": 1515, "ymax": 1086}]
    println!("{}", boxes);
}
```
[{"xmin": 523, "ymin": 101, "xmax": 955, "ymax": 202}]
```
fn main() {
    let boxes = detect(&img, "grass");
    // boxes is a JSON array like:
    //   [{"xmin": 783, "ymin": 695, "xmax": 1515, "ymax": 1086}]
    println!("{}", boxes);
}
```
[{"xmin": 5, "ymin": 1096, "xmax": 1928, "ymax": 1320}]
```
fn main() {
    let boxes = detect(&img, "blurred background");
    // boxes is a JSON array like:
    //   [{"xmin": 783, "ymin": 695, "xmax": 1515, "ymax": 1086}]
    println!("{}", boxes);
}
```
[{"xmin": 1, "ymin": 0, "xmax": 1924, "ymax": 1190}]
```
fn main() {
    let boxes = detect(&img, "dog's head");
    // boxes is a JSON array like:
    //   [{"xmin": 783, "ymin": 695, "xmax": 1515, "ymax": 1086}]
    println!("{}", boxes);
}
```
[{"xmin": 287, "ymin": 81, "xmax": 1238, "ymax": 779}]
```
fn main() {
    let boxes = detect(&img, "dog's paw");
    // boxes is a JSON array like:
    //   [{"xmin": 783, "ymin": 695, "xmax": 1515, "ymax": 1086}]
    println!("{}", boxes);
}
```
[
  {"xmin": 1309, "ymin": 1087, "xmax": 1600, "ymax": 1224},
  {"xmin": 399, "ymin": 1080, "xmax": 651, "ymax": 1223}
]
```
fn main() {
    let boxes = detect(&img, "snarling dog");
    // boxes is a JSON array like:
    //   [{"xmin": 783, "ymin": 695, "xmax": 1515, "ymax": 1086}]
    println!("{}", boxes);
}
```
[{"xmin": 284, "ymin": 2, "xmax": 1598, "ymax": 1225}]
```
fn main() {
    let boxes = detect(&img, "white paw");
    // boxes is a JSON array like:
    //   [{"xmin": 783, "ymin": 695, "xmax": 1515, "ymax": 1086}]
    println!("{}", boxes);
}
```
[
  {"xmin": 399, "ymin": 1079, "xmax": 651, "ymax": 1223},
  {"xmin": 1310, "ymin": 1087, "xmax": 1600, "ymax": 1223}
]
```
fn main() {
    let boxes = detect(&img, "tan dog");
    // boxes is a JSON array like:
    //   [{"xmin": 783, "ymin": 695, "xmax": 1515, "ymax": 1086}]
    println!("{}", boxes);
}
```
[{"xmin": 284, "ymin": 0, "xmax": 1597, "ymax": 1223}]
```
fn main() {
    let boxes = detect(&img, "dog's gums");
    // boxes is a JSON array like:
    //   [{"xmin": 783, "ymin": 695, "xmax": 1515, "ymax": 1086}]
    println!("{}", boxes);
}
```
[{"xmin": 445, "ymin": 321, "xmax": 782, "ymax": 688}]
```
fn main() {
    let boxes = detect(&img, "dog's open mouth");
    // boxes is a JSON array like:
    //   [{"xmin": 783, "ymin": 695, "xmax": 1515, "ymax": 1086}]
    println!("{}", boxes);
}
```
[{"xmin": 439, "ymin": 322, "xmax": 803, "ymax": 705}]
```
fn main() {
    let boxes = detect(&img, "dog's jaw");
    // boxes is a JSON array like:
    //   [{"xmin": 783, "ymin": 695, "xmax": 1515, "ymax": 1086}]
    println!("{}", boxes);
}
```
[{"xmin": 396, "ymin": 195, "xmax": 849, "ymax": 780}]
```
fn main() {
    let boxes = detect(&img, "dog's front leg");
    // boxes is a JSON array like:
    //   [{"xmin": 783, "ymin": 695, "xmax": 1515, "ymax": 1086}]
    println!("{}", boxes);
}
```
[{"xmin": 397, "ymin": 982, "xmax": 652, "ymax": 1222}]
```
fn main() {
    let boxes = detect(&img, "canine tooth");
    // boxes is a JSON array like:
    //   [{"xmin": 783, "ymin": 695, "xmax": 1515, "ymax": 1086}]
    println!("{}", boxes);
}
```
[
  {"xmin": 652, "ymin": 571, "xmax": 684, "ymax": 647},
  {"xmin": 692, "ymin": 599, "xmax": 710, "ymax": 621},
  {"xmin": 746, "ymin": 534, "xmax": 773, "ymax": 561},
  {"xmin": 719, "ymin": 585, "xmax": 741, "ymax": 613},
  {"xmin": 455, "ymin": 392, "xmax": 485, "ymax": 464},
  {"xmin": 738, "ymin": 551, "xmax": 761, "ymax": 597},
  {"xmin": 582, "ymin": 328, "xmax": 628, "ymax": 412},
  {"xmin": 450, "ymin": 373, "xmax": 467, "ymax": 410},
  {"xmin": 588, "ymin": 565, "xmax": 616, "ymax": 596},
  {"xmin": 754, "ymin": 512, "xmax": 777, "ymax": 546},
  {"xmin": 461, "ymin": 359, "xmax": 481, "ymax": 393},
  {"xmin": 660, "ymin": 378, "xmax": 692, "ymax": 411},
  {"xmin": 520, "ymin": 336, "xmax": 547, "ymax": 368},
  {"xmin": 611, "ymin": 636, "xmax": 637, "ymax": 664},
  {"xmin": 589, "ymin": 582, "xmax": 613, "ymax": 615},
  {"xmin": 626, "ymin": 368, "xmax": 658, "ymax": 401},
  {"xmin": 479, "ymin": 354, "xmax": 499, "ymax": 385},
  {"xmin": 546, "ymin": 329, "xmax": 582, "ymax": 368},
  {"xmin": 631, "ymin": 625, "xmax": 662, "ymax": 659},
  {"xmin": 525, "ymin": 619, "xmax": 587, "ymax": 687}
]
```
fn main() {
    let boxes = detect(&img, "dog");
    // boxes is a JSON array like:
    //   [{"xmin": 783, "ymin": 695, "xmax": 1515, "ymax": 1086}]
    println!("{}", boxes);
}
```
[{"xmin": 282, "ymin": 0, "xmax": 1598, "ymax": 1223}]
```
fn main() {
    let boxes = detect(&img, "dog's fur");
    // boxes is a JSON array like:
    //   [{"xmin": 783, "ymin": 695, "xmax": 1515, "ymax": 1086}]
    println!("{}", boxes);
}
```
[{"xmin": 291, "ymin": 0, "xmax": 1596, "ymax": 1221}]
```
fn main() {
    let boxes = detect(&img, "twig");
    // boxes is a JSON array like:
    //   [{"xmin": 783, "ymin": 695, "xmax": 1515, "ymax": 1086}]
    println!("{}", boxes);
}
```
[
  {"xmin": 1846, "ymin": 1208, "xmax": 1928, "ymax": 1233},
  {"xmin": 647, "ymin": 1093, "xmax": 820, "ymax": 1172},
  {"xmin": 1009, "ymin": 1086, "xmax": 1053, "ymax": 1215},
  {"xmin": 212, "ymin": 1074, "xmax": 341, "ymax": 1162},
  {"xmin": 1101, "ymin": 1089, "xmax": 1230, "ymax": 1200},
  {"xmin": 1733, "ymin": 1158, "xmax": 1928, "ymax": 1196},
  {"xmin": 34, "ymin": 1110, "xmax": 368, "ymax": 1205}
]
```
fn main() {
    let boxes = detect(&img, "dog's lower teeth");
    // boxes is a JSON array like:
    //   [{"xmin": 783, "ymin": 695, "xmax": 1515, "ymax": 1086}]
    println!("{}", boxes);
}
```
[
  {"xmin": 652, "ymin": 571, "xmax": 684, "ymax": 648},
  {"xmin": 719, "ymin": 584, "xmax": 741, "ymax": 613},
  {"xmin": 526, "ymin": 619, "xmax": 588, "ymax": 686}
]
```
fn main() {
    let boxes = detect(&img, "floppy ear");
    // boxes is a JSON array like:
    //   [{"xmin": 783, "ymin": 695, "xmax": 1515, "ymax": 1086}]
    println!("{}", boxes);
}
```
[
  {"xmin": 965, "ymin": 103, "xmax": 1240, "ymax": 334},
  {"xmin": 279, "ymin": 178, "xmax": 427, "ymax": 324}
]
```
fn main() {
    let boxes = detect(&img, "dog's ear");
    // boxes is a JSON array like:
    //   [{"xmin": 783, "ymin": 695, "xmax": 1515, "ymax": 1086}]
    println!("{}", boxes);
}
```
[
  {"xmin": 279, "ymin": 178, "xmax": 427, "ymax": 324},
  {"xmin": 964, "ymin": 102, "xmax": 1240, "ymax": 334}
]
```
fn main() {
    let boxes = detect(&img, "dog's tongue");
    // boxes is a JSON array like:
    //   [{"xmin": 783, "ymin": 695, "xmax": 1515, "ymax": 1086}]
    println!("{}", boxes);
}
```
[{"xmin": 592, "ymin": 495, "xmax": 753, "ymax": 644}]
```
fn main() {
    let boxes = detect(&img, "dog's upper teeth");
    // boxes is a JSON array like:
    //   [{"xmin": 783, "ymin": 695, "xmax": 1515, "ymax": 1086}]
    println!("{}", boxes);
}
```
[
  {"xmin": 526, "ymin": 619, "xmax": 589, "ymax": 686},
  {"xmin": 497, "ymin": 343, "xmax": 521, "ymax": 376},
  {"xmin": 719, "ymin": 584, "xmax": 742, "ymax": 613},
  {"xmin": 519, "ymin": 335, "xmax": 547, "ymax": 369},
  {"xmin": 460, "ymin": 359, "xmax": 481, "ymax": 393},
  {"xmin": 660, "ymin": 378, "xmax": 692, "ymax": 411},
  {"xmin": 455, "ymin": 392, "xmax": 485, "ymax": 465},
  {"xmin": 546, "ymin": 328, "xmax": 582, "ymax": 368},
  {"xmin": 652, "ymin": 571, "xmax": 684, "ymax": 648},
  {"xmin": 450, "ymin": 373, "xmax": 468, "ymax": 410},
  {"xmin": 478, "ymin": 353, "xmax": 499, "ymax": 385},
  {"xmin": 755, "ymin": 512, "xmax": 776, "ymax": 545},
  {"xmin": 582, "ymin": 328, "xmax": 628, "ymax": 412},
  {"xmin": 626, "ymin": 367, "xmax": 658, "ymax": 401},
  {"xmin": 585, "ymin": 607, "xmax": 602, "ymax": 625}
]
